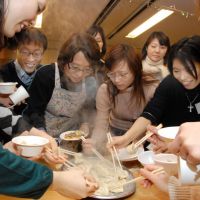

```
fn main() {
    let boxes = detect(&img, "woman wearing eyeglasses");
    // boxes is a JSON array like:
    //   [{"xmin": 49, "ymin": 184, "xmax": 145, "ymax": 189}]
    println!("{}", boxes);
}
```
[
  {"xmin": 82, "ymin": 44, "xmax": 158, "ymax": 153},
  {"xmin": 108, "ymin": 36, "xmax": 200, "ymax": 154},
  {"xmin": 24, "ymin": 32, "xmax": 100, "ymax": 140}
]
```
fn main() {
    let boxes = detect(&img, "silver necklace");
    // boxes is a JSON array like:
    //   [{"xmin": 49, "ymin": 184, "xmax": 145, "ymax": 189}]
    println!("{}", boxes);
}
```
[{"xmin": 185, "ymin": 93, "xmax": 199, "ymax": 112}]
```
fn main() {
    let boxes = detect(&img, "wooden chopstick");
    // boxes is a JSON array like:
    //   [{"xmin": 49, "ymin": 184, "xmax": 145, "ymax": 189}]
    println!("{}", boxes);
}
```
[
  {"xmin": 45, "ymin": 146, "xmax": 55, "ymax": 155},
  {"xmin": 134, "ymin": 124, "xmax": 163, "ymax": 149},
  {"xmin": 134, "ymin": 133, "xmax": 152, "ymax": 148},
  {"xmin": 107, "ymin": 133, "xmax": 117, "ymax": 173},
  {"xmin": 81, "ymin": 136, "xmax": 106, "ymax": 162},
  {"xmin": 107, "ymin": 132, "xmax": 123, "ymax": 170},
  {"xmin": 64, "ymin": 159, "xmax": 76, "ymax": 167},
  {"xmin": 111, "ymin": 167, "xmax": 165, "ymax": 189},
  {"xmin": 46, "ymin": 146, "xmax": 61, "ymax": 156},
  {"xmin": 59, "ymin": 148, "xmax": 78, "ymax": 156},
  {"xmin": 123, "ymin": 167, "xmax": 165, "ymax": 185},
  {"xmin": 92, "ymin": 148, "xmax": 107, "ymax": 161},
  {"xmin": 63, "ymin": 162, "xmax": 72, "ymax": 169}
]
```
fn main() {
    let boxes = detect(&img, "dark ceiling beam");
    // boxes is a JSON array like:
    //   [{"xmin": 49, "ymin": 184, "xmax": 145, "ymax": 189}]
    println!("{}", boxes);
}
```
[
  {"xmin": 93, "ymin": 0, "xmax": 120, "ymax": 25},
  {"xmin": 107, "ymin": 0, "xmax": 157, "ymax": 39}
]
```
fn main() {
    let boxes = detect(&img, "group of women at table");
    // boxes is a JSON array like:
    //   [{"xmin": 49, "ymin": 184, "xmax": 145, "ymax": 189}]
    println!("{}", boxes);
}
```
[
  {"xmin": 24, "ymin": 25, "xmax": 171, "ymax": 149},
  {"xmin": 1, "ymin": 0, "xmax": 200, "ymax": 199}
]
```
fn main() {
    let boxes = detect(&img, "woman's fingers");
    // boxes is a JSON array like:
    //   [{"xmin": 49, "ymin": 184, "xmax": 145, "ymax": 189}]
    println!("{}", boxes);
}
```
[
  {"xmin": 42, "ymin": 148, "xmax": 66, "ymax": 164},
  {"xmin": 84, "ymin": 174, "xmax": 99, "ymax": 195}
]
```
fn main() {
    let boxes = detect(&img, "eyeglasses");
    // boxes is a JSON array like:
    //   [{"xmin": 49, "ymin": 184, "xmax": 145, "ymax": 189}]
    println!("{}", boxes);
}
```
[
  {"xmin": 107, "ymin": 71, "xmax": 129, "ymax": 81},
  {"xmin": 68, "ymin": 63, "xmax": 93, "ymax": 75},
  {"xmin": 18, "ymin": 50, "xmax": 43, "ymax": 59}
]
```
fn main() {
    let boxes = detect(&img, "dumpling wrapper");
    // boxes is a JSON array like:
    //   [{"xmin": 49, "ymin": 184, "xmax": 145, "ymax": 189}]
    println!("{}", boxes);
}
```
[{"xmin": 126, "ymin": 143, "xmax": 138, "ymax": 154}]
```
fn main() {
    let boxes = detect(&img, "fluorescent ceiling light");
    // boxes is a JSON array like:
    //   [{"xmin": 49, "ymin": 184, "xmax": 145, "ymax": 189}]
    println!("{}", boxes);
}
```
[
  {"xmin": 34, "ymin": 13, "xmax": 43, "ymax": 28},
  {"xmin": 126, "ymin": 9, "xmax": 174, "ymax": 38}
]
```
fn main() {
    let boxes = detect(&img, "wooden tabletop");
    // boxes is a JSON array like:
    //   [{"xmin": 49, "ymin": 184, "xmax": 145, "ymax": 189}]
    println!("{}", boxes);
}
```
[
  {"xmin": 0, "ymin": 184, "xmax": 169, "ymax": 200},
  {"xmin": 0, "ymin": 161, "xmax": 169, "ymax": 200}
]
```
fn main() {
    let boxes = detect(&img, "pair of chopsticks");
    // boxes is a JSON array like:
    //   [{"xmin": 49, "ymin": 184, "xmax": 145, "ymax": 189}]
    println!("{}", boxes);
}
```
[
  {"xmin": 106, "ymin": 117, "xmax": 123, "ymax": 171},
  {"xmin": 45, "ymin": 147, "xmax": 76, "ymax": 169},
  {"xmin": 59, "ymin": 148, "xmax": 78, "ymax": 156},
  {"xmin": 81, "ymin": 136, "xmax": 107, "ymax": 162},
  {"xmin": 132, "ymin": 124, "xmax": 163, "ymax": 150},
  {"xmin": 59, "ymin": 148, "xmax": 78, "ymax": 168},
  {"xmin": 107, "ymin": 132, "xmax": 123, "ymax": 172},
  {"xmin": 63, "ymin": 159, "xmax": 76, "ymax": 169},
  {"xmin": 111, "ymin": 167, "xmax": 165, "ymax": 189}
]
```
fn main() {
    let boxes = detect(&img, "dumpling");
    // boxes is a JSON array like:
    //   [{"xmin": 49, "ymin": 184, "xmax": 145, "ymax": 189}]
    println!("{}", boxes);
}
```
[{"xmin": 126, "ymin": 143, "xmax": 138, "ymax": 154}]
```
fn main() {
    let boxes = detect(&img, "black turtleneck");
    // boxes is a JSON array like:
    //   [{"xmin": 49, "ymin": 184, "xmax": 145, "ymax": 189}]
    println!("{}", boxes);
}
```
[{"xmin": 141, "ymin": 75, "xmax": 200, "ymax": 127}]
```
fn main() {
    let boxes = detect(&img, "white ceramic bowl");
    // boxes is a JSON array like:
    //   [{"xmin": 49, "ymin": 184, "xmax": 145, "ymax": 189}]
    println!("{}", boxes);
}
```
[
  {"xmin": 138, "ymin": 151, "xmax": 155, "ymax": 166},
  {"xmin": 12, "ymin": 136, "xmax": 49, "ymax": 157},
  {"xmin": 157, "ymin": 126, "xmax": 179, "ymax": 142},
  {"xmin": 0, "ymin": 82, "xmax": 17, "ymax": 94},
  {"xmin": 153, "ymin": 153, "xmax": 178, "ymax": 176},
  {"xmin": 178, "ymin": 157, "xmax": 200, "ymax": 185}
]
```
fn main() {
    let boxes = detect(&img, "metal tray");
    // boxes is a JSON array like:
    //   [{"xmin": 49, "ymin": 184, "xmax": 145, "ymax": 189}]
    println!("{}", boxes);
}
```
[
  {"xmin": 65, "ymin": 155, "xmax": 136, "ymax": 199},
  {"xmin": 89, "ymin": 167, "xmax": 135, "ymax": 199}
]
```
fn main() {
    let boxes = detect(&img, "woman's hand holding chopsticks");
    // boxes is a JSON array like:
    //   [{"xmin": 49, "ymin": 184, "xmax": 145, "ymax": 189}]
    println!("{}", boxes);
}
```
[
  {"xmin": 140, "ymin": 165, "xmax": 169, "ymax": 193},
  {"xmin": 82, "ymin": 138, "xmax": 96, "ymax": 155},
  {"xmin": 81, "ymin": 136, "xmax": 107, "ymax": 162},
  {"xmin": 43, "ymin": 147, "xmax": 67, "ymax": 166},
  {"xmin": 147, "ymin": 125, "xmax": 169, "ymax": 153},
  {"xmin": 110, "ymin": 166, "xmax": 165, "ymax": 190},
  {"xmin": 107, "ymin": 132, "xmax": 123, "ymax": 170}
]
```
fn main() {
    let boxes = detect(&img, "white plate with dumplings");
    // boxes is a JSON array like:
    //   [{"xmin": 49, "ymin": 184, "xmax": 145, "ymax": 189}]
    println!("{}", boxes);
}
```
[
  {"xmin": 60, "ymin": 130, "xmax": 87, "ymax": 141},
  {"xmin": 117, "ymin": 145, "xmax": 144, "ymax": 162}
]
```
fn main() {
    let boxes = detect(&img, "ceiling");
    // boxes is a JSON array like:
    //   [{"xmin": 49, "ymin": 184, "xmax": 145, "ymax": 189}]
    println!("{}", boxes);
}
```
[
  {"xmin": 99, "ymin": 0, "xmax": 200, "ymax": 50},
  {"xmin": 42, "ymin": 0, "xmax": 109, "ymax": 50},
  {"xmin": 1, "ymin": 0, "xmax": 200, "ymax": 64},
  {"xmin": 42, "ymin": 0, "xmax": 200, "ymax": 62}
]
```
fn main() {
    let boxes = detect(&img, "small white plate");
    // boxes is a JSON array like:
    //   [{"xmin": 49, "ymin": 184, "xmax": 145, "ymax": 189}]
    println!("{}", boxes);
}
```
[
  {"xmin": 117, "ymin": 146, "xmax": 144, "ymax": 162},
  {"xmin": 60, "ymin": 130, "xmax": 87, "ymax": 141}
]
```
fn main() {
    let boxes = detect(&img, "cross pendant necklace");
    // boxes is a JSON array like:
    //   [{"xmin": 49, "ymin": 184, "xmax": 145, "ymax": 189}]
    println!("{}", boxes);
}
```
[
  {"xmin": 188, "ymin": 104, "xmax": 194, "ymax": 112},
  {"xmin": 186, "ymin": 93, "xmax": 199, "ymax": 113}
]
